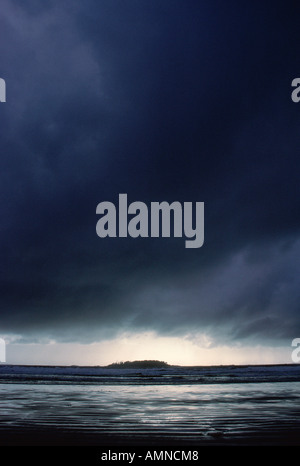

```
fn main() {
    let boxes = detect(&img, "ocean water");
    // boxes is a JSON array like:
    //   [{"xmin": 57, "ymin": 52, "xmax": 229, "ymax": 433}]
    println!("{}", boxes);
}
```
[{"xmin": 0, "ymin": 364, "xmax": 300, "ymax": 445}]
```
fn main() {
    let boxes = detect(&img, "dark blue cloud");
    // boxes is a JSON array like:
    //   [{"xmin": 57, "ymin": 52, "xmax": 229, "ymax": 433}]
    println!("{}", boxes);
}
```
[{"xmin": 0, "ymin": 1, "xmax": 299, "ymax": 345}]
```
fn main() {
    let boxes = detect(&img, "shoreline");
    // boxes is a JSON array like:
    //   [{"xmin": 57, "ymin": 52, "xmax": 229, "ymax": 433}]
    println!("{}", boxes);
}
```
[{"xmin": 0, "ymin": 362, "xmax": 297, "ymax": 369}]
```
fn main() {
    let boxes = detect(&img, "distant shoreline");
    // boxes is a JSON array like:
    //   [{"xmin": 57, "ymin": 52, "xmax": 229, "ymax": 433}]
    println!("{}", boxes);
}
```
[{"xmin": 0, "ymin": 362, "xmax": 297, "ymax": 369}]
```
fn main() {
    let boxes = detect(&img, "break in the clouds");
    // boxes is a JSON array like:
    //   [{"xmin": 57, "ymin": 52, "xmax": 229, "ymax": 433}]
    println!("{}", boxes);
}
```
[{"xmin": 0, "ymin": 1, "xmax": 300, "ymax": 357}]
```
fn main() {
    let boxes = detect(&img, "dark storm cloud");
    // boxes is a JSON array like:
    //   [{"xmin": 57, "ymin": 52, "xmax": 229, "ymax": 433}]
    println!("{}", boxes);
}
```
[{"xmin": 0, "ymin": 1, "xmax": 300, "ymax": 345}]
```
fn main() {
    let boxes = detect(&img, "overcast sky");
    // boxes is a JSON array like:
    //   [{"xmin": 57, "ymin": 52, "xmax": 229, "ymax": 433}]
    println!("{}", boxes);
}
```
[{"xmin": 0, "ymin": 1, "xmax": 300, "ymax": 365}]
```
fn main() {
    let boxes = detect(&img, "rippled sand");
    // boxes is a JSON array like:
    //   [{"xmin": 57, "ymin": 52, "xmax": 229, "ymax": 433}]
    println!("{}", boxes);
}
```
[{"xmin": 1, "ymin": 382, "xmax": 300, "ymax": 445}]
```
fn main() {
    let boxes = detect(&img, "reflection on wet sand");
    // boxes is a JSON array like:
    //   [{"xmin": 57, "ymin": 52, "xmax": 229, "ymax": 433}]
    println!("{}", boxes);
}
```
[{"xmin": 0, "ymin": 382, "xmax": 300, "ymax": 445}]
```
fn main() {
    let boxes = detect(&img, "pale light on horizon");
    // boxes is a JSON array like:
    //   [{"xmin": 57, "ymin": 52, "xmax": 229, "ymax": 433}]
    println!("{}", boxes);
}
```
[{"xmin": 4, "ymin": 331, "xmax": 292, "ymax": 366}]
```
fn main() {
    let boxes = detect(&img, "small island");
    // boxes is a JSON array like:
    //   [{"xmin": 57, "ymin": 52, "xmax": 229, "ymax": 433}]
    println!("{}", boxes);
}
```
[{"xmin": 106, "ymin": 360, "xmax": 170, "ymax": 369}]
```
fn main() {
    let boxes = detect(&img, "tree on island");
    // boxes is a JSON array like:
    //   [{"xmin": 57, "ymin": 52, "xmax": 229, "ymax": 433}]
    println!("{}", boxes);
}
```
[{"xmin": 106, "ymin": 360, "xmax": 170, "ymax": 369}]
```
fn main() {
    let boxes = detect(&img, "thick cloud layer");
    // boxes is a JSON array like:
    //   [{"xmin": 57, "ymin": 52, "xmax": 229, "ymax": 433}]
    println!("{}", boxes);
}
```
[{"xmin": 0, "ymin": 1, "xmax": 300, "ymax": 346}]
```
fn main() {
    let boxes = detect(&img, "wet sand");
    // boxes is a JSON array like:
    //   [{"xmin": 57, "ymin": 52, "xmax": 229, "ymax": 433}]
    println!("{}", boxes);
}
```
[
  {"xmin": 1, "ymin": 425, "xmax": 300, "ymax": 446},
  {"xmin": 0, "ymin": 382, "xmax": 300, "ymax": 446}
]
